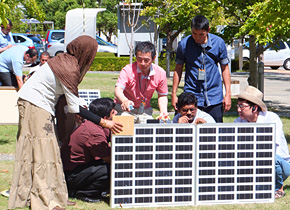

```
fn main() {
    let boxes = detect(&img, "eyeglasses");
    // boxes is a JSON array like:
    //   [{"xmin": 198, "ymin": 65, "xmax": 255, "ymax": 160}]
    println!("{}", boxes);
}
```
[
  {"xmin": 237, "ymin": 104, "xmax": 250, "ymax": 109},
  {"xmin": 181, "ymin": 108, "xmax": 197, "ymax": 112}
]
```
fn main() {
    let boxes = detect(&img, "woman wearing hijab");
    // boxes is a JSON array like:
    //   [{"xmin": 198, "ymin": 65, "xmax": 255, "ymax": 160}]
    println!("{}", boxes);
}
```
[{"xmin": 8, "ymin": 36, "xmax": 122, "ymax": 210}]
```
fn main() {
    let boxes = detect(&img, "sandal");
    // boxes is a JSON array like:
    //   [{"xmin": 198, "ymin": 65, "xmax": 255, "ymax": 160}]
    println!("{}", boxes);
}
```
[{"xmin": 275, "ymin": 190, "xmax": 286, "ymax": 199}]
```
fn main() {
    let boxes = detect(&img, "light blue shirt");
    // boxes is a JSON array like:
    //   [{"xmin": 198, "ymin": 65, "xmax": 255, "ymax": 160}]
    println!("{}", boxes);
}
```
[
  {"xmin": 0, "ymin": 45, "xmax": 28, "ymax": 76},
  {"xmin": 0, "ymin": 30, "xmax": 15, "ymax": 48},
  {"xmin": 173, "ymin": 109, "xmax": 216, "ymax": 124}
]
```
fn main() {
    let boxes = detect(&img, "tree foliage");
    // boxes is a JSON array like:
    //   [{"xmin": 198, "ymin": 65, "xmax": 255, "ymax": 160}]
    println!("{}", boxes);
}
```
[
  {"xmin": 141, "ymin": 0, "xmax": 200, "ymax": 76},
  {"xmin": 96, "ymin": 0, "xmax": 118, "ymax": 42},
  {"xmin": 216, "ymin": 0, "xmax": 290, "ymax": 87},
  {"xmin": 0, "ymin": 0, "xmax": 45, "ymax": 32}
]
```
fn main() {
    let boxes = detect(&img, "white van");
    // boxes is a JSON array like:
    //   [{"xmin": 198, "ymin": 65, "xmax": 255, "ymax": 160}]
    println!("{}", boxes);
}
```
[{"xmin": 242, "ymin": 40, "xmax": 290, "ymax": 70}]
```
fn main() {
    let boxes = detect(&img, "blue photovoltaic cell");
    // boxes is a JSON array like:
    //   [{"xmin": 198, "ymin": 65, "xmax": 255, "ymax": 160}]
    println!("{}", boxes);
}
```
[{"xmin": 111, "ymin": 123, "xmax": 275, "ymax": 208}]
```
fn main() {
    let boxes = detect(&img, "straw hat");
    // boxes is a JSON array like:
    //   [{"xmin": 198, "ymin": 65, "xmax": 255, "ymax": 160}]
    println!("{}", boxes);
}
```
[{"xmin": 238, "ymin": 86, "xmax": 267, "ymax": 111}]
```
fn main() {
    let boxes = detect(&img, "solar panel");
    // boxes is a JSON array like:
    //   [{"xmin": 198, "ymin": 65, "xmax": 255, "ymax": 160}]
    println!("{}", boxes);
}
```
[
  {"xmin": 196, "ymin": 123, "xmax": 275, "ymax": 205},
  {"xmin": 111, "ymin": 123, "xmax": 275, "ymax": 208},
  {"xmin": 78, "ymin": 89, "xmax": 101, "ymax": 107}
]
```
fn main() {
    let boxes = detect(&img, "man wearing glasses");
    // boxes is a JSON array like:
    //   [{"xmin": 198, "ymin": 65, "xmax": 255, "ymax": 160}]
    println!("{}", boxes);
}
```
[
  {"xmin": 0, "ymin": 19, "xmax": 15, "ymax": 53},
  {"xmin": 173, "ymin": 92, "xmax": 215, "ymax": 124},
  {"xmin": 235, "ymin": 86, "xmax": 290, "ymax": 199}
]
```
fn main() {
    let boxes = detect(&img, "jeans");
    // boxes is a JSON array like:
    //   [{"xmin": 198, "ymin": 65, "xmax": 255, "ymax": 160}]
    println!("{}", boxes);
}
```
[{"xmin": 275, "ymin": 154, "xmax": 290, "ymax": 190}]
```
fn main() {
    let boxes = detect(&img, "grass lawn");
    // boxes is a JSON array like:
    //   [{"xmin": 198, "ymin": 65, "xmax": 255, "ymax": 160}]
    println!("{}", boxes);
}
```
[{"xmin": 1, "ymin": 72, "xmax": 290, "ymax": 209}]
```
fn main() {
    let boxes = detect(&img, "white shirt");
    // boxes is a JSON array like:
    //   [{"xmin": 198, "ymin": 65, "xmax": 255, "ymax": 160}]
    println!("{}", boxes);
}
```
[
  {"xmin": 172, "ymin": 109, "xmax": 216, "ymax": 124},
  {"xmin": 18, "ymin": 62, "xmax": 80, "ymax": 116},
  {"xmin": 235, "ymin": 111, "xmax": 290, "ymax": 162}
]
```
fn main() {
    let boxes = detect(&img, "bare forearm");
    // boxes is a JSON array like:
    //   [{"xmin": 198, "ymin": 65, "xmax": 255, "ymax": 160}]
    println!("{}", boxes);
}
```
[
  {"xmin": 158, "ymin": 95, "xmax": 168, "ymax": 114},
  {"xmin": 172, "ymin": 64, "xmax": 183, "ymax": 95},
  {"xmin": 15, "ymin": 75, "xmax": 23, "ymax": 90},
  {"xmin": 114, "ymin": 86, "xmax": 128, "ymax": 103},
  {"xmin": 222, "ymin": 65, "xmax": 231, "ymax": 96}
]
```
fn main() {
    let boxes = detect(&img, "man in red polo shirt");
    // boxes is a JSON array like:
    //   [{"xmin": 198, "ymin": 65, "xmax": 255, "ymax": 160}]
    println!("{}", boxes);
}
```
[
  {"xmin": 61, "ymin": 98, "xmax": 116, "ymax": 203},
  {"xmin": 114, "ymin": 41, "xmax": 168, "ymax": 123}
]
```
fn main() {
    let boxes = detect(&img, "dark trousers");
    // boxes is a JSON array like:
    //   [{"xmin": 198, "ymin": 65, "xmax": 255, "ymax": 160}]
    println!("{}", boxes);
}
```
[
  {"xmin": 64, "ymin": 159, "xmax": 110, "ymax": 199},
  {"xmin": 0, "ymin": 72, "xmax": 17, "ymax": 87},
  {"xmin": 198, "ymin": 102, "xmax": 223, "ymax": 123}
]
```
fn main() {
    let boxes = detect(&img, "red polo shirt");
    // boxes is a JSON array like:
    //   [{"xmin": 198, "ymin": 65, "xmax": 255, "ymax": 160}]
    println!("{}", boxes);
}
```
[{"xmin": 61, "ymin": 120, "xmax": 111, "ymax": 171}]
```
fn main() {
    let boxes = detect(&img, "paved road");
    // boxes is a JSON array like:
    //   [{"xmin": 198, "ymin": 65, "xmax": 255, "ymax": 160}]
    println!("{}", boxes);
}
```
[{"xmin": 231, "ymin": 69, "xmax": 290, "ymax": 113}]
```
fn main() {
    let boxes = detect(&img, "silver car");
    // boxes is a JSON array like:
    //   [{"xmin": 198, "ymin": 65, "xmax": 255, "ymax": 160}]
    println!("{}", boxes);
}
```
[{"xmin": 46, "ymin": 38, "xmax": 65, "ymax": 57}]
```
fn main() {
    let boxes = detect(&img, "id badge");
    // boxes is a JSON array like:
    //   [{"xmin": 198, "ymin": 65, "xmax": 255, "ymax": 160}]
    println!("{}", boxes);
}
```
[
  {"xmin": 198, "ymin": 69, "xmax": 205, "ymax": 80},
  {"xmin": 139, "ymin": 101, "xmax": 145, "ymax": 113}
]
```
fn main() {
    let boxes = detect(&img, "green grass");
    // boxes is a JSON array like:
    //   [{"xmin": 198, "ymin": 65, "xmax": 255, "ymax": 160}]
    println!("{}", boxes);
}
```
[{"xmin": 1, "ymin": 72, "xmax": 290, "ymax": 209}]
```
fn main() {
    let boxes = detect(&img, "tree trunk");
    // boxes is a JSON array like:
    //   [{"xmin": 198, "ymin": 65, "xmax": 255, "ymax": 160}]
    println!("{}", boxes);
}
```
[
  {"xmin": 130, "ymin": 26, "xmax": 134, "ymax": 64},
  {"xmin": 247, "ymin": 35, "xmax": 258, "ymax": 87},
  {"xmin": 165, "ymin": 31, "xmax": 173, "ymax": 78}
]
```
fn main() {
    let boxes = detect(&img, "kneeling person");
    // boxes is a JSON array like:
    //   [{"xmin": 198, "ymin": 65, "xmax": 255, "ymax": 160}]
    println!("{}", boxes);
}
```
[
  {"xmin": 173, "ymin": 92, "xmax": 215, "ymax": 124},
  {"xmin": 61, "ymin": 98, "xmax": 117, "ymax": 203}
]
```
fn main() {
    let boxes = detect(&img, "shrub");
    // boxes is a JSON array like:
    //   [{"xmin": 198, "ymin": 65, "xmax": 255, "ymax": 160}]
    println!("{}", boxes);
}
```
[{"xmin": 90, "ymin": 55, "xmax": 176, "ymax": 71}]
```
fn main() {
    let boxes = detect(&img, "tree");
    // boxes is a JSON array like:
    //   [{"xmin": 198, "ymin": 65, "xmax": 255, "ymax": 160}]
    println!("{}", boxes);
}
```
[
  {"xmin": 141, "ymin": 0, "xmax": 199, "ymax": 77},
  {"xmin": 0, "ymin": 0, "xmax": 44, "ymax": 31},
  {"xmin": 120, "ymin": 0, "xmax": 144, "ymax": 64},
  {"xmin": 215, "ymin": 0, "xmax": 290, "ymax": 87},
  {"xmin": 96, "ymin": 0, "xmax": 118, "ymax": 42},
  {"xmin": 37, "ymin": 0, "xmax": 97, "ymax": 30}
]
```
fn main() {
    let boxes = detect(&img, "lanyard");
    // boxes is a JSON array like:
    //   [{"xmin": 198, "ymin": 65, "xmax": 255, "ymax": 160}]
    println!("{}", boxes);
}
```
[{"xmin": 139, "ymin": 74, "xmax": 149, "ymax": 103}]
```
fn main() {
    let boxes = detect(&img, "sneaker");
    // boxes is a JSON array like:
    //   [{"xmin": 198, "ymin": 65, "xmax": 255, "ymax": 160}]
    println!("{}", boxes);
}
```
[{"xmin": 1, "ymin": 189, "xmax": 9, "ymax": 197}]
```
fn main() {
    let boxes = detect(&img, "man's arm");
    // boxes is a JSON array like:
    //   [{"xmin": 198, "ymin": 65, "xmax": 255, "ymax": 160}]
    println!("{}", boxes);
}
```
[
  {"xmin": 221, "ymin": 64, "xmax": 231, "ymax": 112},
  {"xmin": 15, "ymin": 75, "xmax": 23, "ymax": 90},
  {"xmin": 0, "ymin": 44, "xmax": 12, "ymax": 53},
  {"xmin": 114, "ymin": 86, "xmax": 134, "ymax": 111},
  {"xmin": 171, "ymin": 64, "xmax": 183, "ymax": 110},
  {"xmin": 157, "ymin": 95, "xmax": 168, "ymax": 115}
]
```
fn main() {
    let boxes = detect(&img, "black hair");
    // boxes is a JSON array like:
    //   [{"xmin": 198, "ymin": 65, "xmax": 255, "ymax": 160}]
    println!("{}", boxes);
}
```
[
  {"xmin": 135, "ymin": 41, "xmax": 156, "ymax": 59},
  {"xmin": 177, "ymin": 92, "xmax": 198, "ymax": 110},
  {"xmin": 89, "ymin": 98, "xmax": 115, "ymax": 118},
  {"xmin": 26, "ymin": 48, "xmax": 38, "ymax": 58},
  {"xmin": 1, "ymin": 18, "xmax": 13, "ymax": 27},
  {"xmin": 191, "ymin": 15, "xmax": 209, "ymax": 31},
  {"xmin": 41, "ymin": 51, "xmax": 50, "ymax": 57},
  {"xmin": 238, "ymin": 98, "xmax": 262, "ymax": 112}
]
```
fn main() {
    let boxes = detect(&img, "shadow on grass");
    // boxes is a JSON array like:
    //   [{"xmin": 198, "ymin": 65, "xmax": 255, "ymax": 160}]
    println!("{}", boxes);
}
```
[{"xmin": 0, "ymin": 140, "xmax": 9, "ymax": 145}]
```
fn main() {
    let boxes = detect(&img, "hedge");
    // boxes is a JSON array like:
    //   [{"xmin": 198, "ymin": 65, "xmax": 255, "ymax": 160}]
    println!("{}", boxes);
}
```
[
  {"xmin": 90, "ymin": 55, "xmax": 247, "ymax": 72},
  {"xmin": 90, "ymin": 56, "xmax": 176, "ymax": 72}
]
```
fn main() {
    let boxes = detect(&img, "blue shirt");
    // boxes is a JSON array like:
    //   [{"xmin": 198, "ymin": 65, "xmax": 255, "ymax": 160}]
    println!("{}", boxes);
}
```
[
  {"xmin": 175, "ymin": 33, "xmax": 229, "ymax": 107},
  {"xmin": 0, "ymin": 45, "xmax": 28, "ymax": 76},
  {"xmin": 0, "ymin": 30, "xmax": 15, "ymax": 49}
]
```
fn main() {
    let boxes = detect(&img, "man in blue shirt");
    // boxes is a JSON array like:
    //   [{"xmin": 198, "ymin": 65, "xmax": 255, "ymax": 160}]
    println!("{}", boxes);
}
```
[
  {"xmin": 0, "ymin": 45, "xmax": 38, "ymax": 89},
  {"xmin": 0, "ymin": 19, "xmax": 15, "ymax": 53},
  {"xmin": 171, "ymin": 15, "xmax": 231, "ymax": 122}
]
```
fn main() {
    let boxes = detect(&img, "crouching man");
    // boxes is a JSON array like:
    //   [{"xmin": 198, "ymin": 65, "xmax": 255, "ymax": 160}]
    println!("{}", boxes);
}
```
[
  {"xmin": 61, "ymin": 98, "xmax": 117, "ymax": 203},
  {"xmin": 234, "ymin": 86, "xmax": 290, "ymax": 199},
  {"xmin": 173, "ymin": 92, "xmax": 215, "ymax": 124}
]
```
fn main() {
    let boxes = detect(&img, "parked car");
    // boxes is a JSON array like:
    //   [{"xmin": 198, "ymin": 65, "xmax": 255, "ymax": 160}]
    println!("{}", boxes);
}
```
[
  {"xmin": 46, "ymin": 38, "xmax": 65, "ymax": 57},
  {"xmin": 45, "ymin": 30, "xmax": 117, "ymax": 55},
  {"xmin": 12, "ymin": 33, "xmax": 45, "ymax": 61},
  {"xmin": 45, "ymin": 29, "xmax": 65, "ymax": 51},
  {"xmin": 96, "ymin": 35, "xmax": 117, "ymax": 54},
  {"xmin": 240, "ymin": 41, "xmax": 290, "ymax": 70}
]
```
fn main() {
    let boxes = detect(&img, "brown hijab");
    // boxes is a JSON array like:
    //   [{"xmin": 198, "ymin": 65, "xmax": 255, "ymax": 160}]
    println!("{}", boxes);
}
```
[{"xmin": 47, "ymin": 35, "xmax": 98, "ymax": 96}]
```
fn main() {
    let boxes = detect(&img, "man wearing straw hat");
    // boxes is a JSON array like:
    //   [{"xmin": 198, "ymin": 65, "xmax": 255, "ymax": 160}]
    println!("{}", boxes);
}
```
[{"xmin": 235, "ymin": 85, "xmax": 290, "ymax": 199}]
